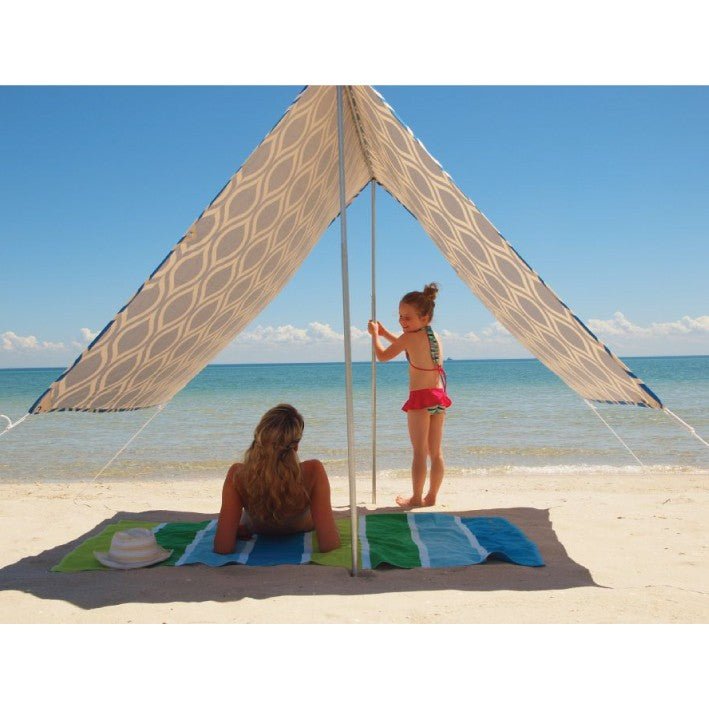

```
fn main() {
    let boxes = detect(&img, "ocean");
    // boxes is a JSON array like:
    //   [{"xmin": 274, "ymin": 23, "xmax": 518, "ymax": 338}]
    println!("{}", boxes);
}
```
[{"xmin": 1, "ymin": 356, "xmax": 707, "ymax": 483}]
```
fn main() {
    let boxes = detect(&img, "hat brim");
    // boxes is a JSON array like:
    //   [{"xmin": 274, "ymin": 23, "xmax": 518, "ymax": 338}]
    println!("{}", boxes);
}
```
[{"xmin": 93, "ymin": 547, "xmax": 173, "ymax": 570}]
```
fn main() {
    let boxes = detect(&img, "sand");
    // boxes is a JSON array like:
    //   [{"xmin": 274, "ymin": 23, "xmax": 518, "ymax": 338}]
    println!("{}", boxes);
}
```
[{"xmin": 0, "ymin": 472, "xmax": 707, "ymax": 623}]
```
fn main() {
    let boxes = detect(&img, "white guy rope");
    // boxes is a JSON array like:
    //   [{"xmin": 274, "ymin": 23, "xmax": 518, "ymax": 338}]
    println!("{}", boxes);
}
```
[
  {"xmin": 664, "ymin": 408, "xmax": 709, "ymax": 448},
  {"xmin": 0, "ymin": 413, "xmax": 29, "ymax": 437},
  {"xmin": 584, "ymin": 399, "xmax": 646, "ymax": 468},
  {"xmin": 73, "ymin": 403, "xmax": 165, "ymax": 504}
]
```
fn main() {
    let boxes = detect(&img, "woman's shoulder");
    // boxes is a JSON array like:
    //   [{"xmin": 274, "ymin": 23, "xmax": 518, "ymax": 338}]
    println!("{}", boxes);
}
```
[
  {"xmin": 301, "ymin": 459, "xmax": 326, "ymax": 484},
  {"xmin": 301, "ymin": 458, "xmax": 326, "ymax": 473},
  {"xmin": 226, "ymin": 462, "xmax": 243, "ymax": 484}
]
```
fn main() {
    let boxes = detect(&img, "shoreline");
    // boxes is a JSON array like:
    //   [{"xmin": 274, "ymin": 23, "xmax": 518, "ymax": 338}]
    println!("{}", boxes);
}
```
[
  {"xmin": 0, "ymin": 472, "xmax": 707, "ymax": 623},
  {"xmin": 2, "ymin": 464, "xmax": 707, "ymax": 486}
]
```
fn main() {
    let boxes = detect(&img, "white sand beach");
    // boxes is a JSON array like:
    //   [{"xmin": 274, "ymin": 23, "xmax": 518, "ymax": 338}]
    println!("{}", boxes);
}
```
[{"xmin": 0, "ymin": 471, "xmax": 706, "ymax": 623}]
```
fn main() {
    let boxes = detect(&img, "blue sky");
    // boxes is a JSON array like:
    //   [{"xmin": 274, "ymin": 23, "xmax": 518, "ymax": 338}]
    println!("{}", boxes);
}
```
[{"xmin": 1, "ymin": 85, "xmax": 708, "ymax": 367}]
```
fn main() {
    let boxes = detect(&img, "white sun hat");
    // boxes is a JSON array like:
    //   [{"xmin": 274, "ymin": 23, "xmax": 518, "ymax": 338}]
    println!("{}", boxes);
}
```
[{"xmin": 94, "ymin": 527, "xmax": 172, "ymax": 569}]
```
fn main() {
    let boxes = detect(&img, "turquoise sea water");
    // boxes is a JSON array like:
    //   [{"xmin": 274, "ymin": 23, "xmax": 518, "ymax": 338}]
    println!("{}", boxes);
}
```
[{"xmin": 1, "ymin": 356, "xmax": 708, "ymax": 482}]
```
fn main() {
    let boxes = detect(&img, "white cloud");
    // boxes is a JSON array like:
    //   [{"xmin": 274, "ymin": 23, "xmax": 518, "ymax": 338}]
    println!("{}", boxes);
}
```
[
  {"xmin": 309, "ymin": 321, "xmax": 343, "ymax": 342},
  {"xmin": 481, "ymin": 321, "xmax": 511, "ymax": 338},
  {"xmin": 440, "ymin": 328, "xmax": 481, "ymax": 343},
  {"xmin": 5, "ymin": 311, "xmax": 706, "ymax": 368},
  {"xmin": 71, "ymin": 327, "xmax": 100, "ymax": 349},
  {"xmin": 438, "ymin": 322, "xmax": 527, "ymax": 359},
  {"xmin": 222, "ymin": 319, "xmax": 531, "ymax": 362},
  {"xmin": 236, "ymin": 324, "xmax": 310, "ymax": 344},
  {"xmin": 350, "ymin": 326, "xmax": 369, "ymax": 340},
  {"xmin": 1, "ymin": 331, "xmax": 65, "ymax": 352},
  {"xmin": 231, "ymin": 320, "xmax": 519, "ymax": 351},
  {"xmin": 229, "ymin": 314, "xmax": 709, "ymax": 360},
  {"xmin": 80, "ymin": 327, "xmax": 98, "ymax": 343},
  {"xmin": 234, "ymin": 322, "xmax": 369, "ymax": 347},
  {"xmin": 589, "ymin": 311, "xmax": 709, "ymax": 338}
]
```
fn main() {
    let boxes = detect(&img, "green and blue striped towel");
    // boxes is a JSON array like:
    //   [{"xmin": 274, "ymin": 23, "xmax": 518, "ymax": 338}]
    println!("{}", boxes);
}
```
[{"xmin": 52, "ymin": 513, "xmax": 544, "ymax": 572}]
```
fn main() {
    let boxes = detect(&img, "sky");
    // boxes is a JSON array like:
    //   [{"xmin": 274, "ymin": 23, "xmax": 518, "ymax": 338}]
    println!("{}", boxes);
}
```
[{"xmin": 2, "ymin": 84, "xmax": 708, "ymax": 367}]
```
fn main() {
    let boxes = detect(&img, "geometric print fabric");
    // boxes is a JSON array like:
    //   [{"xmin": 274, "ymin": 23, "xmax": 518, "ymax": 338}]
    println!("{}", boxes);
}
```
[
  {"xmin": 30, "ymin": 86, "xmax": 371, "ymax": 413},
  {"xmin": 30, "ymin": 85, "xmax": 662, "ymax": 413},
  {"xmin": 350, "ymin": 86, "xmax": 661, "ymax": 408}
]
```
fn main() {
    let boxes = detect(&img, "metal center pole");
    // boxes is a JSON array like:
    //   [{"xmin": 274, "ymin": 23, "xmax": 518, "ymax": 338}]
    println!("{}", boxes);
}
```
[
  {"xmin": 336, "ymin": 86, "xmax": 358, "ymax": 576},
  {"xmin": 370, "ymin": 179, "xmax": 377, "ymax": 505}
]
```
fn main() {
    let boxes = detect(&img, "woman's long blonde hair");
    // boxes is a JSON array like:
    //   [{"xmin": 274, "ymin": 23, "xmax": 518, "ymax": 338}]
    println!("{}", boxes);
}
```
[{"xmin": 237, "ymin": 404, "xmax": 309, "ymax": 522}]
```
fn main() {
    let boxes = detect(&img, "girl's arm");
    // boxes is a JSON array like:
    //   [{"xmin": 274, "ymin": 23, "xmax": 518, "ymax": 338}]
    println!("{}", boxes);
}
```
[
  {"xmin": 376, "ymin": 321, "xmax": 397, "ymax": 344},
  {"xmin": 308, "ymin": 460, "xmax": 340, "ymax": 552},
  {"xmin": 213, "ymin": 464, "xmax": 244, "ymax": 554},
  {"xmin": 368, "ymin": 321, "xmax": 408, "ymax": 362}
]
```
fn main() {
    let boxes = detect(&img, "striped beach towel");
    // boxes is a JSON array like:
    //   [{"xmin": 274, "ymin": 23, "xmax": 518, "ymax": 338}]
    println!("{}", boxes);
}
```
[{"xmin": 52, "ymin": 513, "xmax": 544, "ymax": 572}]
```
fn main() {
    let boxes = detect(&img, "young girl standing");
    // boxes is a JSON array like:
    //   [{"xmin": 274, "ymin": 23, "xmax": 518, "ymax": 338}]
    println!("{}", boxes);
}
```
[{"xmin": 368, "ymin": 283, "xmax": 452, "ymax": 508}]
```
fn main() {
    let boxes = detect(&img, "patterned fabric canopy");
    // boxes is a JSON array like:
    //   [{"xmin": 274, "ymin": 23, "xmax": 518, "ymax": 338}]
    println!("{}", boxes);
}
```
[{"xmin": 30, "ymin": 86, "xmax": 662, "ymax": 413}]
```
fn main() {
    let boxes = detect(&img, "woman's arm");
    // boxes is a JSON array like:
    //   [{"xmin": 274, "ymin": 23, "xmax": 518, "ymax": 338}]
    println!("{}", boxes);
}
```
[
  {"xmin": 213, "ymin": 464, "xmax": 244, "ymax": 554},
  {"xmin": 368, "ymin": 321, "xmax": 408, "ymax": 362},
  {"xmin": 308, "ymin": 460, "xmax": 340, "ymax": 552}
]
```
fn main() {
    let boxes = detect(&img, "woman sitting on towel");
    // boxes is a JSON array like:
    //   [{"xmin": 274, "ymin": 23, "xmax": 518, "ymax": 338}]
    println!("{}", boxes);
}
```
[{"xmin": 214, "ymin": 403, "xmax": 341, "ymax": 554}]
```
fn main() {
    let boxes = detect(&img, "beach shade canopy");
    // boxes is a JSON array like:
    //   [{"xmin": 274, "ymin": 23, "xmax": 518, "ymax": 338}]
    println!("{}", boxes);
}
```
[{"xmin": 29, "ymin": 85, "xmax": 662, "ymax": 414}]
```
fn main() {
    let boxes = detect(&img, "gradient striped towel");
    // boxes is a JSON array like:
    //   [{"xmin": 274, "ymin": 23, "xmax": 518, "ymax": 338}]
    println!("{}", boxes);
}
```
[{"xmin": 52, "ymin": 513, "xmax": 544, "ymax": 572}]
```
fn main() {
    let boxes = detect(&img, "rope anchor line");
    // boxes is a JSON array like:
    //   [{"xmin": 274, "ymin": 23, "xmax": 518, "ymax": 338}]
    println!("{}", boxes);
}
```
[
  {"xmin": 584, "ymin": 399, "xmax": 646, "ymax": 468},
  {"xmin": 0, "ymin": 413, "xmax": 29, "ymax": 438},
  {"xmin": 664, "ymin": 408, "xmax": 709, "ymax": 449},
  {"xmin": 73, "ymin": 403, "xmax": 166, "ymax": 505}
]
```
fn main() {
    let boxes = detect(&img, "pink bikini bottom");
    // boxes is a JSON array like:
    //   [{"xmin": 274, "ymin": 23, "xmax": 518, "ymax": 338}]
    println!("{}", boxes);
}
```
[{"xmin": 402, "ymin": 388, "xmax": 452, "ymax": 414}]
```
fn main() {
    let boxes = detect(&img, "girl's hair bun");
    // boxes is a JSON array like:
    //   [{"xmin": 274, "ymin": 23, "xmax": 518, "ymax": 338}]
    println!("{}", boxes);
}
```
[
  {"xmin": 422, "ymin": 283, "xmax": 439, "ymax": 301},
  {"xmin": 400, "ymin": 282, "xmax": 440, "ymax": 320}
]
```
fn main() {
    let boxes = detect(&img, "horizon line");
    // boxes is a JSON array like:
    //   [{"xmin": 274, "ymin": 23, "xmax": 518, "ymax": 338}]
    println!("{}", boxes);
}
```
[{"xmin": 1, "ymin": 353, "xmax": 707, "ymax": 372}]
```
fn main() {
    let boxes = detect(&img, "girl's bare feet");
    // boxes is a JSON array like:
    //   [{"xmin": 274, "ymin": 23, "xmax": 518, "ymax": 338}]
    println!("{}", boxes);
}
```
[
  {"xmin": 396, "ymin": 495, "xmax": 424, "ymax": 508},
  {"xmin": 423, "ymin": 493, "xmax": 436, "ymax": 506}
]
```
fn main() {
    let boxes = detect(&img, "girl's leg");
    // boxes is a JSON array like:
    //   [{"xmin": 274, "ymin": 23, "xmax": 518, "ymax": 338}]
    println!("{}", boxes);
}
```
[
  {"xmin": 424, "ymin": 412, "xmax": 445, "ymax": 506},
  {"xmin": 397, "ymin": 409, "xmax": 430, "ymax": 508}
]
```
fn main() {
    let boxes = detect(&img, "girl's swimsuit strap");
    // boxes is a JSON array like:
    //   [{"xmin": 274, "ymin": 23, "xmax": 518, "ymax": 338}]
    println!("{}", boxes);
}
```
[
  {"xmin": 426, "ymin": 325, "xmax": 441, "ymax": 365},
  {"xmin": 405, "ymin": 326, "xmax": 447, "ymax": 391}
]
